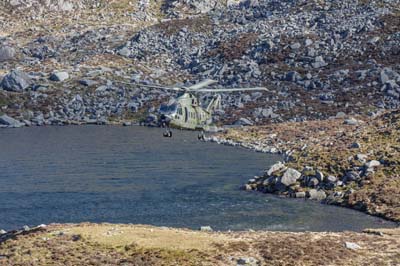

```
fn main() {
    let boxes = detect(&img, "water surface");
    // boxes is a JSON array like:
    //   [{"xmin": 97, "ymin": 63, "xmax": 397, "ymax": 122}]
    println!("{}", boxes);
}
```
[{"xmin": 0, "ymin": 126, "xmax": 395, "ymax": 231}]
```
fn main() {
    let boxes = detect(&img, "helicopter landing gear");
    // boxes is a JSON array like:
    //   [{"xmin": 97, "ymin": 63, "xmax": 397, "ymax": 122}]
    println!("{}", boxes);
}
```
[
  {"xmin": 163, "ymin": 122, "xmax": 172, "ymax": 138},
  {"xmin": 161, "ymin": 117, "xmax": 173, "ymax": 138},
  {"xmin": 163, "ymin": 129, "xmax": 172, "ymax": 138},
  {"xmin": 198, "ymin": 131, "xmax": 205, "ymax": 141}
]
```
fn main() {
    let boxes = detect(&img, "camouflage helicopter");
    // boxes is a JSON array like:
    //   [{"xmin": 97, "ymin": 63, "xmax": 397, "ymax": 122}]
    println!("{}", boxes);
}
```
[{"xmin": 132, "ymin": 79, "xmax": 268, "ymax": 137}]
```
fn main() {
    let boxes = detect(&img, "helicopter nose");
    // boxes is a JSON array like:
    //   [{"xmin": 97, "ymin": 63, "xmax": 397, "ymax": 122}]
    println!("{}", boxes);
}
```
[{"xmin": 160, "ymin": 114, "xmax": 171, "ymax": 123}]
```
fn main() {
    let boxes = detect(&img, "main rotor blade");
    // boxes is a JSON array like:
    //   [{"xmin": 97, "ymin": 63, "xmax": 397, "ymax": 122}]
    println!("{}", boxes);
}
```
[
  {"xmin": 136, "ymin": 84, "xmax": 184, "ymax": 91},
  {"xmin": 187, "ymin": 79, "xmax": 218, "ymax": 90},
  {"xmin": 114, "ymin": 81, "xmax": 184, "ymax": 91},
  {"xmin": 195, "ymin": 87, "xmax": 268, "ymax": 92}
]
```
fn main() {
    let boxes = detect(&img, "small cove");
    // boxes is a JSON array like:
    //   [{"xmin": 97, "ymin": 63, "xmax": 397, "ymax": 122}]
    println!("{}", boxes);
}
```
[{"xmin": 0, "ymin": 126, "xmax": 395, "ymax": 231}]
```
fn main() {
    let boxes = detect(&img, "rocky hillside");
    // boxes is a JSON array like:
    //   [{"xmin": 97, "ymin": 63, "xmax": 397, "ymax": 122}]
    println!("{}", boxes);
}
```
[{"xmin": 0, "ymin": 0, "xmax": 399, "ymax": 127}]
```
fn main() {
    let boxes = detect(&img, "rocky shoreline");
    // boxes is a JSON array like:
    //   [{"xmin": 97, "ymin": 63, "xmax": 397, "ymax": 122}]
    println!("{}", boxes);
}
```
[{"xmin": 211, "ymin": 110, "xmax": 400, "ymax": 223}]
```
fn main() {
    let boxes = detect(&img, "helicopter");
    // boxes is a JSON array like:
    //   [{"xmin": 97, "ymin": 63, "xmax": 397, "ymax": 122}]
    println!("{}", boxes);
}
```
[{"xmin": 129, "ymin": 79, "xmax": 268, "ymax": 137}]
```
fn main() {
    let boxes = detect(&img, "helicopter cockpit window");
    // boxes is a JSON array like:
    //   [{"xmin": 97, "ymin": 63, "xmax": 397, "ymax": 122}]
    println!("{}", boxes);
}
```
[{"xmin": 159, "ymin": 103, "xmax": 178, "ymax": 114}]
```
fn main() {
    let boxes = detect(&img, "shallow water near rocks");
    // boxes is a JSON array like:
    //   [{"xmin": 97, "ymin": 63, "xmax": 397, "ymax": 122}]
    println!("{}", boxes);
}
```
[{"xmin": 0, "ymin": 126, "xmax": 396, "ymax": 231}]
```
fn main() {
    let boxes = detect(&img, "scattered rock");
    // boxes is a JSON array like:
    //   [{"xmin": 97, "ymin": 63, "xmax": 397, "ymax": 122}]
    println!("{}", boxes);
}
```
[
  {"xmin": 72, "ymin": 234, "xmax": 82, "ymax": 241},
  {"xmin": 200, "ymin": 226, "xmax": 213, "ymax": 232},
  {"xmin": 344, "ymin": 118, "xmax": 360, "ymax": 126},
  {"xmin": 290, "ymin": 42, "xmax": 301, "ymax": 50},
  {"xmin": 308, "ymin": 189, "xmax": 327, "ymax": 201},
  {"xmin": 79, "ymin": 79, "xmax": 97, "ymax": 86},
  {"xmin": 365, "ymin": 160, "xmax": 381, "ymax": 168},
  {"xmin": 0, "ymin": 46, "xmax": 16, "ymax": 61},
  {"xmin": 280, "ymin": 168, "xmax": 301, "ymax": 186},
  {"xmin": 0, "ymin": 70, "xmax": 32, "ymax": 92},
  {"xmin": 237, "ymin": 257, "xmax": 258, "ymax": 266},
  {"xmin": 350, "ymin": 142, "xmax": 361, "ymax": 149},
  {"xmin": 356, "ymin": 154, "xmax": 368, "ymax": 163},
  {"xmin": 0, "ymin": 114, "xmax": 24, "ymax": 128},
  {"xmin": 326, "ymin": 176, "xmax": 337, "ymax": 183},
  {"xmin": 267, "ymin": 161, "xmax": 286, "ymax": 176},
  {"xmin": 50, "ymin": 71, "xmax": 69, "ymax": 82},
  {"xmin": 295, "ymin": 191, "xmax": 306, "ymax": 198},
  {"xmin": 308, "ymin": 177, "xmax": 319, "ymax": 187},
  {"xmin": 316, "ymin": 170, "xmax": 324, "ymax": 181},
  {"xmin": 234, "ymin": 118, "xmax": 254, "ymax": 126},
  {"xmin": 345, "ymin": 242, "xmax": 361, "ymax": 250}
]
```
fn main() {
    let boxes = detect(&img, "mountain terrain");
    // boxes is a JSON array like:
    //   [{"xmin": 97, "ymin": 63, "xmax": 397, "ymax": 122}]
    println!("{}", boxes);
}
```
[{"xmin": 0, "ymin": 0, "xmax": 399, "ymax": 126}]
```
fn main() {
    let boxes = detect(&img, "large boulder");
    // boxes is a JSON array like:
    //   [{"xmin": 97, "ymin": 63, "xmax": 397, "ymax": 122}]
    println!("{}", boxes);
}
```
[
  {"xmin": 280, "ymin": 168, "xmax": 301, "ymax": 186},
  {"xmin": 50, "ymin": 71, "xmax": 69, "ymax": 82},
  {"xmin": 0, "ymin": 46, "xmax": 16, "ymax": 61},
  {"xmin": 0, "ymin": 114, "xmax": 24, "ymax": 128},
  {"xmin": 0, "ymin": 70, "xmax": 32, "ymax": 92},
  {"xmin": 267, "ymin": 161, "xmax": 286, "ymax": 175}
]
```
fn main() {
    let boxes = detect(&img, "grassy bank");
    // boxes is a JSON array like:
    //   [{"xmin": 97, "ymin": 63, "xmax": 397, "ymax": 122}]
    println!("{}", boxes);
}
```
[{"xmin": 0, "ymin": 223, "xmax": 399, "ymax": 265}]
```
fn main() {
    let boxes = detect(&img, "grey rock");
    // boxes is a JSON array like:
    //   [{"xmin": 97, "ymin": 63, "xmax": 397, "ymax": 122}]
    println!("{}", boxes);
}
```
[
  {"xmin": 356, "ymin": 154, "xmax": 368, "ymax": 163},
  {"xmin": 316, "ymin": 170, "xmax": 324, "ymax": 181},
  {"xmin": 326, "ymin": 176, "xmax": 337, "ymax": 183},
  {"xmin": 285, "ymin": 71, "xmax": 302, "ymax": 82},
  {"xmin": 308, "ymin": 177, "xmax": 319, "ymax": 187},
  {"xmin": 200, "ymin": 226, "xmax": 213, "ymax": 232},
  {"xmin": 344, "ymin": 171, "xmax": 360, "ymax": 182},
  {"xmin": 336, "ymin": 112, "xmax": 346, "ymax": 118},
  {"xmin": 379, "ymin": 68, "xmax": 399, "ymax": 84},
  {"xmin": 295, "ymin": 191, "xmax": 306, "ymax": 198},
  {"xmin": 308, "ymin": 189, "xmax": 327, "ymax": 201},
  {"xmin": 290, "ymin": 42, "xmax": 301, "ymax": 50},
  {"xmin": 345, "ymin": 242, "xmax": 361, "ymax": 250},
  {"xmin": 118, "ymin": 47, "xmax": 131, "ymax": 57},
  {"xmin": 305, "ymin": 39, "xmax": 313, "ymax": 46},
  {"xmin": 365, "ymin": 160, "xmax": 380, "ymax": 168},
  {"xmin": 267, "ymin": 161, "xmax": 285, "ymax": 176},
  {"xmin": 344, "ymin": 118, "xmax": 359, "ymax": 125},
  {"xmin": 243, "ymin": 184, "xmax": 253, "ymax": 191},
  {"xmin": 237, "ymin": 257, "xmax": 258, "ymax": 266},
  {"xmin": 274, "ymin": 181, "xmax": 288, "ymax": 192},
  {"xmin": 50, "ymin": 71, "xmax": 69, "ymax": 82},
  {"xmin": 0, "ymin": 114, "xmax": 24, "ymax": 128},
  {"xmin": 234, "ymin": 117, "xmax": 254, "ymax": 126},
  {"xmin": 79, "ymin": 79, "xmax": 97, "ymax": 86},
  {"xmin": 368, "ymin": 36, "xmax": 380, "ymax": 44},
  {"xmin": 280, "ymin": 168, "xmax": 301, "ymax": 186},
  {"xmin": 0, "ymin": 46, "xmax": 16, "ymax": 61},
  {"xmin": 0, "ymin": 70, "xmax": 32, "ymax": 92},
  {"xmin": 312, "ymin": 56, "xmax": 328, "ymax": 68},
  {"xmin": 0, "ymin": 229, "xmax": 6, "ymax": 235},
  {"xmin": 351, "ymin": 142, "xmax": 361, "ymax": 149}
]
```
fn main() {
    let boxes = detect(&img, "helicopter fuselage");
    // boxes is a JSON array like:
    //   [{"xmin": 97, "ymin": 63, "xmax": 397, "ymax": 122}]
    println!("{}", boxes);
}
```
[{"xmin": 159, "ymin": 92, "xmax": 213, "ymax": 130}]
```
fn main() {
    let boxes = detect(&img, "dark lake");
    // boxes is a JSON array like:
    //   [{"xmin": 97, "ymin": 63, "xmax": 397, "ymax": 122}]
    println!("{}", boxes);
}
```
[{"xmin": 0, "ymin": 126, "xmax": 395, "ymax": 231}]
